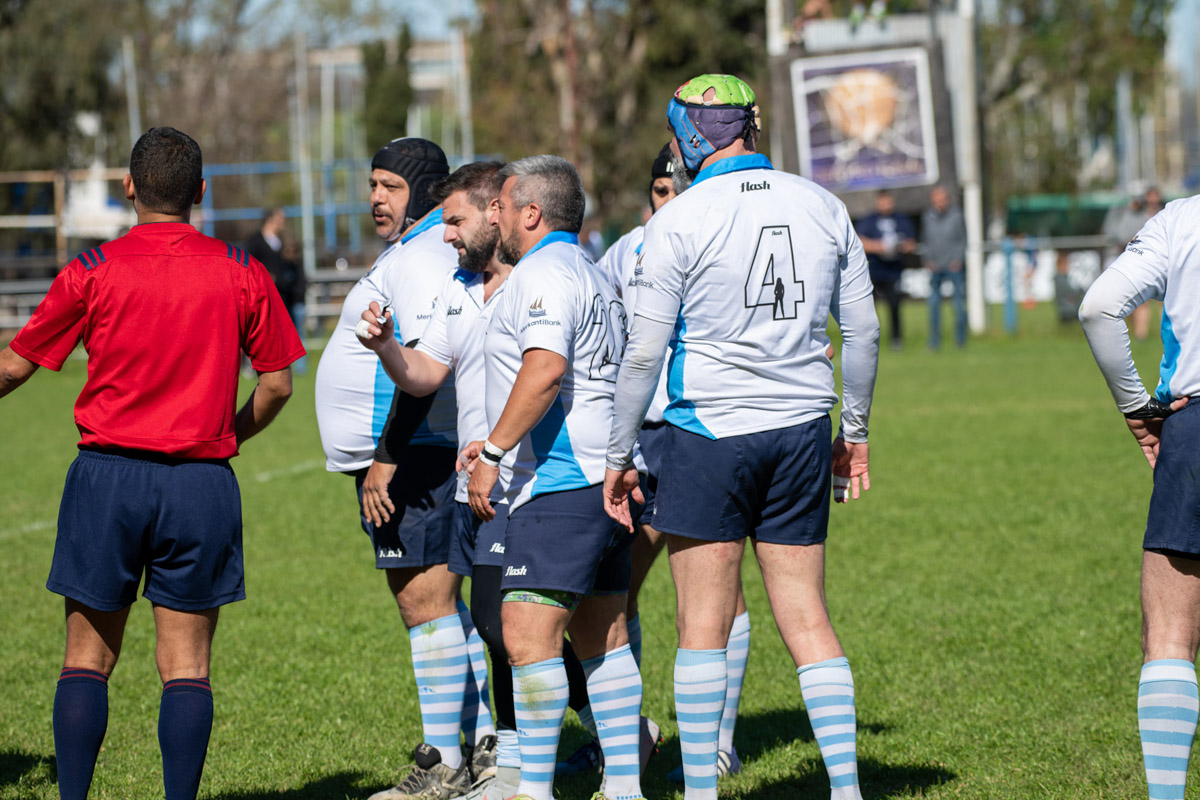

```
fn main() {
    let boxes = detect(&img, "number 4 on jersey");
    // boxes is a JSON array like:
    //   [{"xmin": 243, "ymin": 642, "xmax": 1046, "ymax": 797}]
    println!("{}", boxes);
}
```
[{"xmin": 745, "ymin": 225, "xmax": 805, "ymax": 320}]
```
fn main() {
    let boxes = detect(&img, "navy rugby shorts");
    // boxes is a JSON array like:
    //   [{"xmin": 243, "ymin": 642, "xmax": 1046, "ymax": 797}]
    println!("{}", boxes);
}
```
[
  {"xmin": 638, "ymin": 422, "xmax": 667, "ymax": 520},
  {"xmin": 652, "ymin": 415, "xmax": 832, "ymax": 545},
  {"xmin": 448, "ymin": 499, "xmax": 510, "ymax": 577},
  {"xmin": 1146, "ymin": 399, "xmax": 1200, "ymax": 557},
  {"xmin": 47, "ymin": 448, "xmax": 245, "ymax": 612},
  {"xmin": 355, "ymin": 445, "xmax": 457, "ymax": 569},
  {"xmin": 500, "ymin": 483, "xmax": 643, "ymax": 596}
]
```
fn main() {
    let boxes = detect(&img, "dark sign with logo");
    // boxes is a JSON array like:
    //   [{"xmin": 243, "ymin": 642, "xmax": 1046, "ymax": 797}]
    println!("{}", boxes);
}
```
[{"xmin": 790, "ymin": 47, "xmax": 939, "ymax": 193}]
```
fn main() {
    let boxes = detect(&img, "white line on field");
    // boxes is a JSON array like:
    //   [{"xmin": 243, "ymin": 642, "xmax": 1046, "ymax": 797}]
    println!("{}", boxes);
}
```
[
  {"xmin": 0, "ymin": 461, "xmax": 324, "ymax": 541},
  {"xmin": 253, "ymin": 459, "xmax": 325, "ymax": 483},
  {"xmin": 0, "ymin": 519, "xmax": 55, "ymax": 540}
]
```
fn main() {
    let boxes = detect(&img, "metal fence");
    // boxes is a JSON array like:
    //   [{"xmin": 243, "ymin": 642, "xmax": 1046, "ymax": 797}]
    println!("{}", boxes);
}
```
[{"xmin": 1, "ymin": 235, "xmax": 1123, "ymax": 337}]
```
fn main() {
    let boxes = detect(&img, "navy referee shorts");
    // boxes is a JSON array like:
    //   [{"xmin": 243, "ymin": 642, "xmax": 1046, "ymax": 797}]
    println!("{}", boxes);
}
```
[{"xmin": 47, "ymin": 448, "xmax": 245, "ymax": 612}]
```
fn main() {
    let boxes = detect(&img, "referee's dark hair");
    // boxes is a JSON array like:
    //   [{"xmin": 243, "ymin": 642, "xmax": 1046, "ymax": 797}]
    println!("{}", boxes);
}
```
[
  {"xmin": 430, "ymin": 161, "xmax": 506, "ymax": 212},
  {"xmin": 129, "ymin": 127, "xmax": 203, "ymax": 216}
]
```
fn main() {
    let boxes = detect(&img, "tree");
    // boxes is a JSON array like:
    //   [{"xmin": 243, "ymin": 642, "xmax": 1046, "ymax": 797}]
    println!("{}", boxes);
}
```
[
  {"xmin": 979, "ymin": 0, "xmax": 1173, "ymax": 201},
  {"xmin": 0, "ymin": 0, "xmax": 125, "ymax": 172},
  {"xmin": 470, "ymin": 0, "xmax": 768, "ymax": 226},
  {"xmin": 362, "ymin": 24, "xmax": 415, "ymax": 152}
]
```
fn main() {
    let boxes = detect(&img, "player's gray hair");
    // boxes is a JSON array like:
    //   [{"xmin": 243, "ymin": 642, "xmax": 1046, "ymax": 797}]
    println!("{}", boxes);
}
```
[{"xmin": 498, "ymin": 155, "xmax": 585, "ymax": 234}]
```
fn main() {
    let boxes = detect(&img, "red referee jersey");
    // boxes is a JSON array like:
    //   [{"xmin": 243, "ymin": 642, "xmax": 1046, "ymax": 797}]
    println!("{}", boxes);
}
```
[{"xmin": 10, "ymin": 222, "xmax": 306, "ymax": 459}]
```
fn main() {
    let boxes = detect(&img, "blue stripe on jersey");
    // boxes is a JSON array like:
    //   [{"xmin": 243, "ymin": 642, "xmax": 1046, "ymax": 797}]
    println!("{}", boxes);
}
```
[
  {"xmin": 529, "ymin": 395, "xmax": 589, "ymax": 496},
  {"xmin": 400, "ymin": 208, "xmax": 443, "ymax": 244},
  {"xmin": 663, "ymin": 313, "xmax": 715, "ymax": 439},
  {"xmin": 370, "ymin": 358, "xmax": 454, "ymax": 448},
  {"xmin": 520, "ymin": 231, "xmax": 580, "ymax": 262},
  {"xmin": 1157, "ymin": 309, "xmax": 1181, "ymax": 402},
  {"xmin": 691, "ymin": 153, "xmax": 774, "ymax": 186},
  {"xmin": 371, "ymin": 360, "xmax": 394, "ymax": 443}
]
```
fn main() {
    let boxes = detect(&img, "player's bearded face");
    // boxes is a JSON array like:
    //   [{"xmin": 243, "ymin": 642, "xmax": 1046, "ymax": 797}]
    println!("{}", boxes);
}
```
[
  {"xmin": 669, "ymin": 150, "xmax": 694, "ymax": 194},
  {"xmin": 460, "ymin": 222, "xmax": 500, "ymax": 273},
  {"xmin": 497, "ymin": 227, "xmax": 523, "ymax": 267}
]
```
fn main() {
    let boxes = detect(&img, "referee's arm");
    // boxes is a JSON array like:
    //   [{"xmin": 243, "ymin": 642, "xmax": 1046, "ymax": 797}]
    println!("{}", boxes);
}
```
[
  {"xmin": 0, "ymin": 346, "xmax": 38, "ymax": 399},
  {"xmin": 234, "ymin": 367, "xmax": 293, "ymax": 445}
]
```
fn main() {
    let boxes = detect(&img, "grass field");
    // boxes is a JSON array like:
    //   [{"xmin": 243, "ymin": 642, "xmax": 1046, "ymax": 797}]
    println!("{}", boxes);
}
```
[{"xmin": 0, "ymin": 303, "xmax": 1188, "ymax": 799}]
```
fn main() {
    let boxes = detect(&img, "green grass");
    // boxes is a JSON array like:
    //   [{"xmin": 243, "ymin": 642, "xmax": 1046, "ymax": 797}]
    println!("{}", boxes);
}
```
[{"xmin": 0, "ymin": 303, "xmax": 1187, "ymax": 798}]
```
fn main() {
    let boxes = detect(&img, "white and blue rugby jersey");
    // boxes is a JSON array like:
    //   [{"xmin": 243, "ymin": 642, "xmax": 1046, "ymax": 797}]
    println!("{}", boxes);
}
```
[
  {"xmin": 485, "ymin": 232, "xmax": 633, "ymax": 511},
  {"xmin": 1107, "ymin": 195, "xmax": 1200, "ymax": 403},
  {"xmin": 315, "ymin": 211, "xmax": 458, "ymax": 473},
  {"xmin": 417, "ymin": 268, "xmax": 507, "ymax": 503},
  {"xmin": 596, "ymin": 226, "xmax": 670, "ymax": 424},
  {"xmin": 635, "ymin": 154, "xmax": 873, "ymax": 439}
]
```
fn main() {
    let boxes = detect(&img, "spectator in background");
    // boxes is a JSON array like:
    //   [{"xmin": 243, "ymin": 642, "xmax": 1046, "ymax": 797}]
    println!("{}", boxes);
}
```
[
  {"xmin": 922, "ymin": 185, "xmax": 968, "ymax": 350},
  {"xmin": 246, "ymin": 208, "xmax": 307, "ymax": 371},
  {"xmin": 856, "ymin": 189, "xmax": 915, "ymax": 351}
]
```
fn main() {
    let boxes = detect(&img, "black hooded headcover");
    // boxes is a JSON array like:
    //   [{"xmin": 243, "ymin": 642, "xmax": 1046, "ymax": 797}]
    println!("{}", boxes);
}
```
[
  {"xmin": 370, "ymin": 137, "xmax": 450, "ymax": 223},
  {"xmin": 651, "ymin": 142, "xmax": 674, "ymax": 180},
  {"xmin": 648, "ymin": 142, "xmax": 675, "ymax": 207}
]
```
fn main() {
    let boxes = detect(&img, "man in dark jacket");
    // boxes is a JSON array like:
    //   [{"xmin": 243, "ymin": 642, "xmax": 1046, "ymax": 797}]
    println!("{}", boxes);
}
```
[{"xmin": 856, "ymin": 190, "xmax": 915, "ymax": 351}]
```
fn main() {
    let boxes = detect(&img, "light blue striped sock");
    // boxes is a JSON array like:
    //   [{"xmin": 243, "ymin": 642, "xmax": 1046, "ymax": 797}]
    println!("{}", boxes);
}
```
[
  {"xmin": 582, "ymin": 644, "xmax": 643, "ymax": 799},
  {"xmin": 457, "ymin": 600, "xmax": 495, "ymax": 744},
  {"xmin": 1139, "ymin": 659, "xmax": 1198, "ymax": 800},
  {"xmin": 627, "ymin": 614, "xmax": 643, "ymax": 668},
  {"xmin": 513, "ymin": 658, "xmax": 568, "ymax": 800},
  {"xmin": 409, "ymin": 613, "xmax": 468, "ymax": 769},
  {"xmin": 576, "ymin": 703, "xmax": 598, "ymax": 739},
  {"xmin": 798, "ymin": 657, "xmax": 862, "ymax": 800},
  {"xmin": 675, "ymin": 648, "xmax": 726, "ymax": 800},
  {"xmin": 496, "ymin": 727, "xmax": 521, "ymax": 769},
  {"xmin": 719, "ymin": 611, "xmax": 750, "ymax": 755}
]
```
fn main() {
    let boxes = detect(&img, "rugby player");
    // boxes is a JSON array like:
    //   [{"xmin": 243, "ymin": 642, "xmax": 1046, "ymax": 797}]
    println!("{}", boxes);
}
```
[
  {"xmin": 464, "ymin": 155, "xmax": 647, "ymax": 800},
  {"xmin": 605, "ymin": 74, "xmax": 880, "ymax": 800},
  {"xmin": 0, "ymin": 126, "xmax": 304, "ymax": 800},
  {"xmin": 357, "ymin": 161, "xmax": 522, "ymax": 800},
  {"xmin": 589, "ymin": 143, "xmax": 748, "ymax": 782},
  {"xmin": 1079, "ymin": 196, "xmax": 1200, "ymax": 800},
  {"xmin": 314, "ymin": 138, "xmax": 494, "ymax": 800}
]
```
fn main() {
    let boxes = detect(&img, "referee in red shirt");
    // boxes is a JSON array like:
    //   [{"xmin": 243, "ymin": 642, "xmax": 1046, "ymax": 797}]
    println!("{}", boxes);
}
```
[{"xmin": 0, "ymin": 127, "xmax": 305, "ymax": 800}]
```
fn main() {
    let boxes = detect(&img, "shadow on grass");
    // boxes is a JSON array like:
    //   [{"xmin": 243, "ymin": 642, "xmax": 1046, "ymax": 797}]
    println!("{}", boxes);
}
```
[
  {"xmin": 0, "ymin": 750, "xmax": 55, "ymax": 790},
  {"xmin": 556, "ymin": 706, "xmax": 942, "ymax": 800},
  {"xmin": 732, "ymin": 705, "xmax": 893, "ymax": 760},
  {"xmin": 211, "ymin": 772, "xmax": 368, "ymax": 800},
  {"xmin": 746, "ymin": 758, "xmax": 956, "ymax": 799}
]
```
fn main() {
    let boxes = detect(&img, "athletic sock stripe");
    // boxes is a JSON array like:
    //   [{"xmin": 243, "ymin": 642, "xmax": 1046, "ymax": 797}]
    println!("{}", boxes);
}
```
[
  {"xmin": 1146, "ymin": 768, "xmax": 1187, "ymax": 785},
  {"xmin": 1142, "ymin": 661, "xmax": 1199, "ymax": 683},
  {"xmin": 59, "ymin": 668, "xmax": 108, "ymax": 683},
  {"xmin": 1142, "ymin": 730, "xmax": 1197, "ymax": 747},
  {"xmin": 1139, "ymin": 705, "xmax": 1200, "ymax": 722},
  {"xmin": 799, "ymin": 658, "xmax": 860, "ymax": 795}
]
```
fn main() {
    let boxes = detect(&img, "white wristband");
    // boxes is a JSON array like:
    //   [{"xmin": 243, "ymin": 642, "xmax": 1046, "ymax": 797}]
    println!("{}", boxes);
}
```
[{"xmin": 479, "ymin": 439, "xmax": 506, "ymax": 468}]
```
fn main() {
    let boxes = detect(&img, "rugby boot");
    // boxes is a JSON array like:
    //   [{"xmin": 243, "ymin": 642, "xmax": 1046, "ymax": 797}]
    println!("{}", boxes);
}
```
[
  {"xmin": 466, "ymin": 734, "xmax": 498, "ymax": 785},
  {"xmin": 368, "ymin": 743, "xmax": 473, "ymax": 800},
  {"xmin": 639, "ymin": 716, "xmax": 662, "ymax": 777},
  {"xmin": 554, "ymin": 737, "xmax": 602, "ymax": 776}
]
